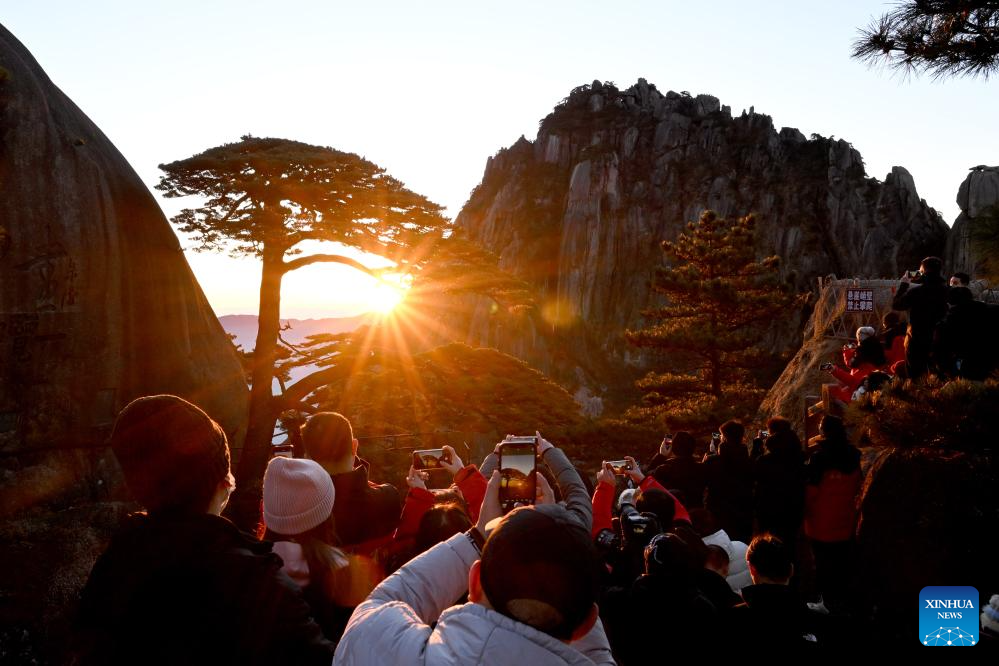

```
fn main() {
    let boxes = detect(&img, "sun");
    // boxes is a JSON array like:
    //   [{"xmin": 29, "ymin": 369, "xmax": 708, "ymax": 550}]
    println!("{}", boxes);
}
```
[{"xmin": 368, "ymin": 275, "xmax": 410, "ymax": 313}]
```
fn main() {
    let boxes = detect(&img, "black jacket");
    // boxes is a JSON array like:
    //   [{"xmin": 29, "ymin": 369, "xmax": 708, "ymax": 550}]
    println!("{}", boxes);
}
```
[
  {"xmin": 726, "ymin": 584, "xmax": 829, "ymax": 648},
  {"xmin": 331, "ymin": 457, "xmax": 401, "ymax": 549},
  {"xmin": 934, "ymin": 299, "xmax": 995, "ymax": 379},
  {"xmin": 753, "ymin": 450, "xmax": 805, "ymax": 543},
  {"xmin": 702, "ymin": 443, "xmax": 755, "ymax": 543},
  {"xmin": 602, "ymin": 573, "xmax": 717, "ymax": 663},
  {"xmin": 650, "ymin": 454, "xmax": 706, "ymax": 509},
  {"xmin": 892, "ymin": 276, "xmax": 949, "ymax": 340},
  {"xmin": 76, "ymin": 511, "xmax": 334, "ymax": 666}
]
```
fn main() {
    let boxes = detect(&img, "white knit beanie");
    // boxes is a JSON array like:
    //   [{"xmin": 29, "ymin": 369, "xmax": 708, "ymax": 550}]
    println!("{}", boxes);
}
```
[
  {"xmin": 856, "ymin": 326, "xmax": 876, "ymax": 343},
  {"xmin": 263, "ymin": 457, "xmax": 335, "ymax": 536}
]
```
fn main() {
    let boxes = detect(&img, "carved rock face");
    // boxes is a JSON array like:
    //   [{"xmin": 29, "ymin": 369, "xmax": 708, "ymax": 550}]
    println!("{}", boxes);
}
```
[{"xmin": 0, "ymin": 25, "xmax": 247, "ymax": 516}]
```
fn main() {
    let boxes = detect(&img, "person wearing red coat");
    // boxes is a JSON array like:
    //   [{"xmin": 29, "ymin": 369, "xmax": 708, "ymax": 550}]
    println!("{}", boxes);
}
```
[
  {"xmin": 804, "ymin": 416, "xmax": 862, "ymax": 613},
  {"xmin": 825, "ymin": 327, "xmax": 886, "ymax": 403}
]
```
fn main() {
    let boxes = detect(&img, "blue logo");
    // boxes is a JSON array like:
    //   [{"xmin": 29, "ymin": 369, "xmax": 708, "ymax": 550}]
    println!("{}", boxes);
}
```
[{"xmin": 919, "ymin": 586, "xmax": 978, "ymax": 646}]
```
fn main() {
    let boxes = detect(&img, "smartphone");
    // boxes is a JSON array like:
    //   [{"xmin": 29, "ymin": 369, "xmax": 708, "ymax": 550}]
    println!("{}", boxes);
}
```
[
  {"xmin": 608, "ymin": 459, "xmax": 633, "ymax": 475},
  {"xmin": 498, "ymin": 438, "xmax": 537, "ymax": 510},
  {"xmin": 413, "ymin": 448, "xmax": 450, "ymax": 470},
  {"xmin": 758, "ymin": 429, "xmax": 769, "ymax": 439},
  {"xmin": 710, "ymin": 432, "xmax": 720, "ymax": 454},
  {"xmin": 820, "ymin": 362, "xmax": 834, "ymax": 371},
  {"xmin": 906, "ymin": 269, "xmax": 920, "ymax": 279},
  {"xmin": 663, "ymin": 433, "xmax": 673, "ymax": 443}
]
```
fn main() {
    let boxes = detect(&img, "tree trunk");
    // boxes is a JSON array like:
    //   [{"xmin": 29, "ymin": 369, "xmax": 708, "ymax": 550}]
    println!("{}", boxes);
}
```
[{"xmin": 229, "ymin": 247, "xmax": 284, "ymax": 531}]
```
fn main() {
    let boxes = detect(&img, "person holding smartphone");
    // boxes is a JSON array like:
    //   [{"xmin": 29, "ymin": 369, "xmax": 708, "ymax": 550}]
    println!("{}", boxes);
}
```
[
  {"xmin": 648, "ymin": 431, "xmax": 706, "ymax": 509},
  {"xmin": 335, "ymin": 449, "xmax": 614, "ymax": 665},
  {"xmin": 387, "ymin": 445, "xmax": 488, "ymax": 571},
  {"xmin": 479, "ymin": 432, "xmax": 592, "ymax": 532},
  {"xmin": 701, "ymin": 420, "xmax": 754, "ymax": 543}
]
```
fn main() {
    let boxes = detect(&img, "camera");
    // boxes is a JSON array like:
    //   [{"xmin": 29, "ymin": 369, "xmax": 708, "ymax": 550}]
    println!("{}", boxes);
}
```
[
  {"xmin": 619, "ymin": 504, "xmax": 661, "ymax": 549},
  {"xmin": 820, "ymin": 362, "xmax": 834, "ymax": 371},
  {"xmin": 594, "ymin": 505, "xmax": 662, "ymax": 556}
]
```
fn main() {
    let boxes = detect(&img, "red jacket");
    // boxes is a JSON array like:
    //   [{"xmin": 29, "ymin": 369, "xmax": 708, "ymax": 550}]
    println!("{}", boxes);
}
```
[
  {"xmin": 829, "ymin": 361, "xmax": 880, "ymax": 402},
  {"xmin": 804, "ymin": 468, "xmax": 862, "ymax": 542},
  {"xmin": 591, "ymin": 476, "xmax": 690, "ymax": 538},
  {"xmin": 393, "ymin": 465, "xmax": 487, "ymax": 546},
  {"xmin": 886, "ymin": 335, "xmax": 905, "ymax": 367}
]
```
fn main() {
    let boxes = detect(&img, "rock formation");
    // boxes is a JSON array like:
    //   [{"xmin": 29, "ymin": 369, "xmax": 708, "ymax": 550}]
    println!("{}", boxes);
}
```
[
  {"xmin": 0, "ymin": 24, "xmax": 247, "ymax": 660},
  {"xmin": 946, "ymin": 165, "xmax": 999, "ymax": 276},
  {"xmin": 452, "ymin": 80, "xmax": 949, "ymax": 401}
]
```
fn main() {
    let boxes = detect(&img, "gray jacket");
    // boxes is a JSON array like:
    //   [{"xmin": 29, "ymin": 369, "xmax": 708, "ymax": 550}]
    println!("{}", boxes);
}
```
[{"xmin": 333, "ymin": 533, "xmax": 614, "ymax": 665}]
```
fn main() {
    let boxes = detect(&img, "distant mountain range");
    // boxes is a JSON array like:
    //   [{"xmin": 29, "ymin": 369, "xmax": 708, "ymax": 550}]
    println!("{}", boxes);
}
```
[{"xmin": 219, "ymin": 314, "xmax": 371, "ymax": 351}]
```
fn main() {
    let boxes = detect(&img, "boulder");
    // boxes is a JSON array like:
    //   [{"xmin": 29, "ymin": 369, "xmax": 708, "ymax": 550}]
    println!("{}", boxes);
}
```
[
  {"xmin": 0, "ymin": 23, "xmax": 247, "ymax": 661},
  {"xmin": 946, "ymin": 166, "xmax": 999, "ymax": 276}
]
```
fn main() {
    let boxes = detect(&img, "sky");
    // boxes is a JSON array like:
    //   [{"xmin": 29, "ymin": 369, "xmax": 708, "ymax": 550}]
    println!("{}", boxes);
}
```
[{"xmin": 5, "ymin": 1, "xmax": 999, "ymax": 318}]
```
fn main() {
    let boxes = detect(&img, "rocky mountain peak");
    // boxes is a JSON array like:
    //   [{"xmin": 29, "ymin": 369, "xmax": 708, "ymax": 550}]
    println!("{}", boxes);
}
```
[{"xmin": 453, "ymin": 79, "xmax": 950, "ymax": 402}]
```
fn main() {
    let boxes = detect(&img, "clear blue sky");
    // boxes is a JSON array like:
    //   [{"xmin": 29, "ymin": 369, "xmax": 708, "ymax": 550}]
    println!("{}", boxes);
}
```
[{"xmin": 6, "ymin": 1, "xmax": 998, "ymax": 317}]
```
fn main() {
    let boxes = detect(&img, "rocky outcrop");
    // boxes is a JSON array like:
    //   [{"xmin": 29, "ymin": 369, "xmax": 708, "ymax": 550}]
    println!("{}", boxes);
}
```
[
  {"xmin": 0, "ymin": 23, "xmax": 247, "ymax": 510},
  {"xmin": 0, "ymin": 24, "xmax": 247, "ymax": 660},
  {"xmin": 946, "ymin": 165, "xmax": 999, "ymax": 275},
  {"xmin": 453, "ymin": 80, "xmax": 948, "ymax": 398}
]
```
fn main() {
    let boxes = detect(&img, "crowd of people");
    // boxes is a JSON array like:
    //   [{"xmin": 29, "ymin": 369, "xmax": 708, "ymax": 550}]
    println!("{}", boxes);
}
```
[
  {"xmin": 75, "ymin": 395, "xmax": 882, "ymax": 663},
  {"xmin": 72, "ymin": 256, "xmax": 998, "ymax": 662},
  {"xmin": 823, "ymin": 257, "xmax": 999, "ymax": 404}
]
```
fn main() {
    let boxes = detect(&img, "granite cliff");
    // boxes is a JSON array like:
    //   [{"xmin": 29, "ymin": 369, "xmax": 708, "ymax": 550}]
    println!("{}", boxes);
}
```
[
  {"xmin": 452, "ymin": 80, "xmax": 949, "ymax": 408},
  {"xmin": 946, "ymin": 165, "xmax": 999, "ymax": 276}
]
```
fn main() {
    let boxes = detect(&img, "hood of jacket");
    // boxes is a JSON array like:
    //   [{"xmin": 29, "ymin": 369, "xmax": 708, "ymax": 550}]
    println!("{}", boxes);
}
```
[
  {"xmin": 701, "ymin": 529, "xmax": 751, "ymax": 593},
  {"xmin": 424, "ymin": 603, "xmax": 599, "ymax": 666}
]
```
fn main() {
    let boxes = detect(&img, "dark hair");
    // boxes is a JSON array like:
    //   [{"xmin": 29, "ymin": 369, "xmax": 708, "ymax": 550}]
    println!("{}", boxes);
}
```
[
  {"xmin": 920, "ymin": 256, "xmax": 943, "ymax": 276},
  {"xmin": 415, "ymin": 503, "xmax": 472, "ymax": 554},
  {"xmin": 644, "ymin": 532, "xmax": 697, "ymax": 578},
  {"xmin": 303, "ymin": 412, "xmax": 354, "ymax": 464},
  {"xmin": 766, "ymin": 417, "xmax": 793, "ymax": 435},
  {"xmin": 635, "ymin": 488, "xmax": 676, "ymax": 526},
  {"xmin": 746, "ymin": 533, "xmax": 791, "ymax": 581},
  {"xmin": 688, "ymin": 508, "xmax": 718, "ymax": 537},
  {"xmin": 720, "ymin": 420, "xmax": 745, "ymax": 446},
  {"xmin": 264, "ymin": 514, "xmax": 357, "ymax": 603},
  {"xmin": 819, "ymin": 414, "xmax": 847, "ymax": 443},
  {"xmin": 952, "ymin": 271, "xmax": 971, "ymax": 286},
  {"xmin": 670, "ymin": 431, "xmax": 696, "ymax": 458},
  {"xmin": 864, "ymin": 371, "xmax": 893, "ymax": 393},
  {"xmin": 764, "ymin": 428, "xmax": 802, "ymax": 457},
  {"xmin": 852, "ymin": 336, "xmax": 887, "ymax": 368},
  {"xmin": 705, "ymin": 544, "xmax": 730, "ymax": 571}
]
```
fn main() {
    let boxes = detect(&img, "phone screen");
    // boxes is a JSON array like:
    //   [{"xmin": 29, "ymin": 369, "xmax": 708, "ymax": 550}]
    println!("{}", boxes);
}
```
[
  {"xmin": 413, "ymin": 448, "xmax": 447, "ymax": 470},
  {"xmin": 499, "ymin": 442, "xmax": 536, "ymax": 507},
  {"xmin": 608, "ymin": 460, "xmax": 632, "ymax": 475}
]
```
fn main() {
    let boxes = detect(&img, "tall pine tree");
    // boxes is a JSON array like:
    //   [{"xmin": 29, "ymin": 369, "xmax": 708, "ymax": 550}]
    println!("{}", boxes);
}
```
[{"xmin": 626, "ymin": 210, "xmax": 799, "ymax": 432}]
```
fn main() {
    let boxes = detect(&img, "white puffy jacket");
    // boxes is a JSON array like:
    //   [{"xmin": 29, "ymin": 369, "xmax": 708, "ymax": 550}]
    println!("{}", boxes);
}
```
[
  {"xmin": 334, "ymin": 532, "xmax": 614, "ymax": 665},
  {"xmin": 702, "ymin": 528, "xmax": 752, "ymax": 594}
]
